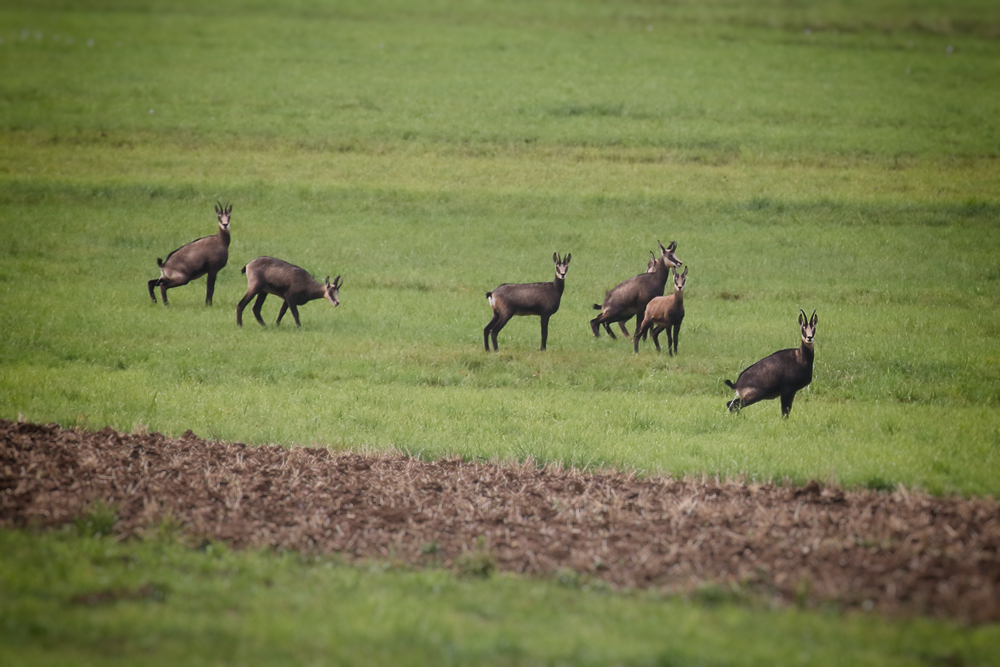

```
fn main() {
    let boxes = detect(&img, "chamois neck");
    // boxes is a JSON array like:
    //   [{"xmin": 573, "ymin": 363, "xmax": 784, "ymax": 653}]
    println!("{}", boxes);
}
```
[
  {"xmin": 799, "ymin": 340, "xmax": 815, "ymax": 363},
  {"xmin": 219, "ymin": 227, "xmax": 231, "ymax": 247},
  {"xmin": 555, "ymin": 275, "xmax": 565, "ymax": 296}
]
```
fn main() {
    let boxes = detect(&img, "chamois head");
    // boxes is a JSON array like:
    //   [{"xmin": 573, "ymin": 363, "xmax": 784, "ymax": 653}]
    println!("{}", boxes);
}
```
[
  {"xmin": 799, "ymin": 309, "xmax": 818, "ymax": 347},
  {"xmin": 553, "ymin": 253, "xmax": 571, "ymax": 280},
  {"xmin": 672, "ymin": 265, "xmax": 688, "ymax": 292},
  {"xmin": 215, "ymin": 201, "xmax": 232, "ymax": 232},
  {"xmin": 646, "ymin": 251, "xmax": 658, "ymax": 273},
  {"xmin": 324, "ymin": 275, "xmax": 343, "ymax": 307},
  {"xmin": 657, "ymin": 240, "xmax": 682, "ymax": 269}
]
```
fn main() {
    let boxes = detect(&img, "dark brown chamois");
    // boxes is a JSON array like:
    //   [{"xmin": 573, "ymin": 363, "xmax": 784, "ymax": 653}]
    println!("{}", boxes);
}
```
[
  {"xmin": 237, "ymin": 257, "xmax": 341, "ymax": 327},
  {"xmin": 725, "ymin": 309, "xmax": 818, "ymax": 417},
  {"xmin": 590, "ymin": 241, "xmax": 682, "ymax": 339},
  {"xmin": 148, "ymin": 202, "xmax": 231, "ymax": 306},
  {"xmin": 483, "ymin": 253, "xmax": 571, "ymax": 352},
  {"xmin": 633, "ymin": 265, "xmax": 687, "ymax": 354}
]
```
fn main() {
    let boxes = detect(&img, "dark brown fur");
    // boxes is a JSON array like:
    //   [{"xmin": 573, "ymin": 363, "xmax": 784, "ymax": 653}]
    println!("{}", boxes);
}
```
[
  {"xmin": 237, "ymin": 257, "xmax": 341, "ymax": 328},
  {"xmin": 590, "ymin": 241, "xmax": 682, "ymax": 339},
  {"xmin": 725, "ymin": 310, "xmax": 818, "ymax": 417},
  {"xmin": 148, "ymin": 202, "xmax": 231, "ymax": 306},
  {"xmin": 484, "ymin": 253, "xmax": 570, "ymax": 351}
]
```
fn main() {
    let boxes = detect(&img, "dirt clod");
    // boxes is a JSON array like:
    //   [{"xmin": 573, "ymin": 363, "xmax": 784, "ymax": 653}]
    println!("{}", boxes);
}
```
[{"xmin": 2, "ymin": 419, "xmax": 998, "ymax": 623}]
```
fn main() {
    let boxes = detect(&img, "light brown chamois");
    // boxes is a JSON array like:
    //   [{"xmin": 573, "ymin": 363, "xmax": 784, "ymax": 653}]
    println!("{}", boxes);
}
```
[
  {"xmin": 725, "ymin": 310, "xmax": 818, "ymax": 417},
  {"xmin": 148, "ymin": 202, "xmax": 231, "ymax": 306},
  {"xmin": 590, "ymin": 241, "xmax": 682, "ymax": 339},
  {"xmin": 483, "ymin": 253, "xmax": 571, "ymax": 352},
  {"xmin": 633, "ymin": 265, "xmax": 687, "ymax": 354},
  {"xmin": 237, "ymin": 257, "xmax": 341, "ymax": 327}
]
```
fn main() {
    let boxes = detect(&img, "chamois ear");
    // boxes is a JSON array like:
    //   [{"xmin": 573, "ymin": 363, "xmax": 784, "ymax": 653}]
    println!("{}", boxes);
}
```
[
  {"xmin": 811, "ymin": 310, "xmax": 818, "ymax": 326},
  {"xmin": 682, "ymin": 265, "xmax": 688, "ymax": 277},
  {"xmin": 565, "ymin": 253, "xmax": 571, "ymax": 263},
  {"xmin": 225, "ymin": 202, "xmax": 232, "ymax": 215},
  {"xmin": 334, "ymin": 275, "xmax": 342, "ymax": 288},
  {"xmin": 668, "ymin": 241, "xmax": 677, "ymax": 251},
  {"xmin": 325, "ymin": 276, "xmax": 330, "ymax": 286},
  {"xmin": 657, "ymin": 240, "xmax": 667, "ymax": 254},
  {"xmin": 799, "ymin": 309, "xmax": 807, "ymax": 326},
  {"xmin": 553, "ymin": 252, "xmax": 559, "ymax": 263},
  {"xmin": 215, "ymin": 201, "xmax": 222, "ymax": 214}
]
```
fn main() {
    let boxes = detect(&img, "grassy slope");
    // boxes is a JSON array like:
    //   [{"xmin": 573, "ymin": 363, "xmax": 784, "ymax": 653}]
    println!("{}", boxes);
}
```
[{"xmin": 1, "ymin": 1, "xmax": 1000, "ymax": 663}]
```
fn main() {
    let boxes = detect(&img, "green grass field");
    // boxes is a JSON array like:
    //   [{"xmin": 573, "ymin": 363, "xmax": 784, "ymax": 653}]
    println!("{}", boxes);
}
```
[{"xmin": 2, "ymin": 0, "xmax": 1000, "ymax": 663}]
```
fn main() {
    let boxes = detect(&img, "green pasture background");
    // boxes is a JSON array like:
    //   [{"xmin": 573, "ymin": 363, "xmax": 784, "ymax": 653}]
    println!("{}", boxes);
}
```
[
  {"xmin": 2, "ymin": 0, "xmax": 999, "ymax": 496},
  {"xmin": 2, "ymin": 2, "xmax": 1000, "ymax": 662}
]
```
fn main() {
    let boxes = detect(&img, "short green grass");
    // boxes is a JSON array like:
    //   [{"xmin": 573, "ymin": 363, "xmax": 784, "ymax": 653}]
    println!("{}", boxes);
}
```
[
  {"xmin": 2, "ymin": 0, "xmax": 1000, "ymax": 663},
  {"xmin": 3, "ymin": 527, "xmax": 998, "ymax": 667}
]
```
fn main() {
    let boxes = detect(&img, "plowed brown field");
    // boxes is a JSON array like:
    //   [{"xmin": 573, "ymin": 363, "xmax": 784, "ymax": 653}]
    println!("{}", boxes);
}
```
[{"xmin": 2, "ymin": 419, "xmax": 998, "ymax": 623}]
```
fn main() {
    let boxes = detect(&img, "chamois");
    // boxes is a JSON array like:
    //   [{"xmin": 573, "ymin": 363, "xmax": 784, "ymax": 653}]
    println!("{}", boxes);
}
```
[
  {"xmin": 237, "ymin": 257, "xmax": 341, "ymax": 327},
  {"xmin": 725, "ymin": 310, "xmax": 818, "ymax": 417},
  {"xmin": 148, "ymin": 202, "xmax": 231, "ymax": 306},
  {"xmin": 483, "ymin": 253, "xmax": 571, "ymax": 352},
  {"xmin": 633, "ymin": 265, "xmax": 687, "ymax": 354},
  {"xmin": 590, "ymin": 241, "xmax": 682, "ymax": 339}
]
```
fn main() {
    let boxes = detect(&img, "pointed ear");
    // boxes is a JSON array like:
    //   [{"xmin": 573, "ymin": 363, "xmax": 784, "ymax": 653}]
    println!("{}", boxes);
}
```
[
  {"xmin": 553, "ymin": 252, "xmax": 558, "ymax": 263},
  {"xmin": 811, "ymin": 310, "xmax": 818, "ymax": 325},
  {"xmin": 668, "ymin": 241, "xmax": 677, "ymax": 251},
  {"xmin": 682, "ymin": 265, "xmax": 688, "ymax": 277},
  {"xmin": 226, "ymin": 203, "xmax": 232, "ymax": 214},
  {"xmin": 325, "ymin": 276, "xmax": 330, "ymax": 286},
  {"xmin": 334, "ymin": 275, "xmax": 342, "ymax": 287},
  {"xmin": 215, "ymin": 201, "xmax": 222, "ymax": 213},
  {"xmin": 657, "ymin": 240, "xmax": 667, "ymax": 254},
  {"xmin": 799, "ymin": 310, "xmax": 806, "ymax": 326},
  {"xmin": 565, "ymin": 253, "xmax": 571, "ymax": 263}
]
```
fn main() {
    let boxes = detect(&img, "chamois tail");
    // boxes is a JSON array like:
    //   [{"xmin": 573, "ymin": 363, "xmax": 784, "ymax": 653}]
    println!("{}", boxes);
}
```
[{"xmin": 724, "ymin": 379, "xmax": 737, "ymax": 390}]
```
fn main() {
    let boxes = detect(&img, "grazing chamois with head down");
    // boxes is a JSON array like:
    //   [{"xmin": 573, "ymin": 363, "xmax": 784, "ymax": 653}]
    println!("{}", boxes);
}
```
[
  {"xmin": 237, "ymin": 257, "xmax": 341, "ymax": 327},
  {"xmin": 725, "ymin": 309, "xmax": 818, "ymax": 417},
  {"xmin": 484, "ymin": 253, "xmax": 571, "ymax": 352},
  {"xmin": 591, "ymin": 241, "xmax": 682, "ymax": 339},
  {"xmin": 633, "ymin": 265, "xmax": 687, "ymax": 354},
  {"xmin": 148, "ymin": 202, "xmax": 232, "ymax": 306}
]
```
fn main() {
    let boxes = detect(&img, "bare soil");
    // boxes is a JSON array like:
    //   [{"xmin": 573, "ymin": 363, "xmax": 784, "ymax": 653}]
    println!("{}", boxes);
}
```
[{"xmin": 2, "ymin": 419, "xmax": 998, "ymax": 623}]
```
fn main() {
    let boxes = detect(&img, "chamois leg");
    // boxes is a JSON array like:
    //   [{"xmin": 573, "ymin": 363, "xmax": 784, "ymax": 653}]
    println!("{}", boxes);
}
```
[
  {"xmin": 652, "ymin": 325, "xmax": 665, "ymax": 352},
  {"xmin": 670, "ymin": 324, "xmax": 680, "ymax": 356},
  {"xmin": 159, "ymin": 282, "xmax": 170, "ymax": 306},
  {"xmin": 489, "ymin": 314, "xmax": 511, "ymax": 351},
  {"xmin": 251, "ymin": 293, "xmax": 268, "ymax": 326},
  {"xmin": 205, "ymin": 272, "xmax": 217, "ymax": 306},
  {"xmin": 275, "ymin": 301, "xmax": 288, "ymax": 325},
  {"xmin": 484, "ymin": 313, "xmax": 501, "ymax": 351},
  {"xmin": 540, "ymin": 314, "xmax": 550, "ymax": 351},
  {"xmin": 604, "ymin": 321, "xmax": 618, "ymax": 339},
  {"xmin": 617, "ymin": 321, "xmax": 631, "ymax": 338},
  {"xmin": 147, "ymin": 279, "xmax": 160, "ymax": 304},
  {"xmin": 289, "ymin": 304, "xmax": 302, "ymax": 327},
  {"xmin": 632, "ymin": 320, "xmax": 647, "ymax": 353},
  {"xmin": 780, "ymin": 392, "xmax": 796, "ymax": 418},
  {"xmin": 236, "ymin": 291, "xmax": 257, "ymax": 326},
  {"xmin": 727, "ymin": 396, "xmax": 742, "ymax": 413}
]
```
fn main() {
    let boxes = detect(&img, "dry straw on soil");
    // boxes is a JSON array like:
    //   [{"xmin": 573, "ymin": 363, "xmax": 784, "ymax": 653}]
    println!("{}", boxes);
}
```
[{"xmin": 2, "ymin": 419, "xmax": 998, "ymax": 623}]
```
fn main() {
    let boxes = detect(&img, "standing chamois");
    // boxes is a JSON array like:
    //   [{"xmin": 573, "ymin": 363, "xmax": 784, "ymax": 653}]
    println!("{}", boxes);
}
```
[
  {"xmin": 590, "ymin": 241, "xmax": 682, "ymax": 339},
  {"xmin": 483, "ymin": 253, "xmax": 571, "ymax": 352},
  {"xmin": 148, "ymin": 202, "xmax": 231, "ymax": 306},
  {"xmin": 633, "ymin": 265, "xmax": 687, "ymax": 354},
  {"xmin": 725, "ymin": 310, "xmax": 818, "ymax": 417},
  {"xmin": 237, "ymin": 257, "xmax": 341, "ymax": 327}
]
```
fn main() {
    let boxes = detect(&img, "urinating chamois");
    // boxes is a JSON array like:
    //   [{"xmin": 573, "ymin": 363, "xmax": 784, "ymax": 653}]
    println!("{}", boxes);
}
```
[
  {"xmin": 148, "ymin": 202, "xmax": 232, "ymax": 306},
  {"xmin": 591, "ymin": 241, "xmax": 682, "ymax": 339},
  {"xmin": 725, "ymin": 310, "xmax": 818, "ymax": 417},
  {"xmin": 483, "ymin": 253, "xmax": 571, "ymax": 352},
  {"xmin": 633, "ymin": 265, "xmax": 687, "ymax": 354},
  {"xmin": 237, "ymin": 257, "xmax": 341, "ymax": 327}
]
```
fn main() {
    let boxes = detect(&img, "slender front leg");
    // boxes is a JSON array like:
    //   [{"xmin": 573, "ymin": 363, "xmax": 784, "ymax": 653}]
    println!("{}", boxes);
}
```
[
  {"xmin": 205, "ymin": 272, "xmax": 216, "ymax": 306},
  {"xmin": 147, "ymin": 279, "xmax": 159, "ymax": 303},
  {"xmin": 540, "ymin": 315, "xmax": 550, "ymax": 351},
  {"xmin": 780, "ymin": 392, "xmax": 795, "ymax": 417},
  {"xmin": 289, "ymin": 304, "xmax": 302, "ymax": 327},
  {"xmin": 276, "ymin": 301, "xmax": 288, "ymax": 325}
]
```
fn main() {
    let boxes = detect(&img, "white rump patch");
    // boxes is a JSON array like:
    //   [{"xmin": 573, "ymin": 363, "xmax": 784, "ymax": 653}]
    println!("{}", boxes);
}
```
[{"xmin": 488, "ymin": 294, "xmax": 495, "ymax": 308}]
